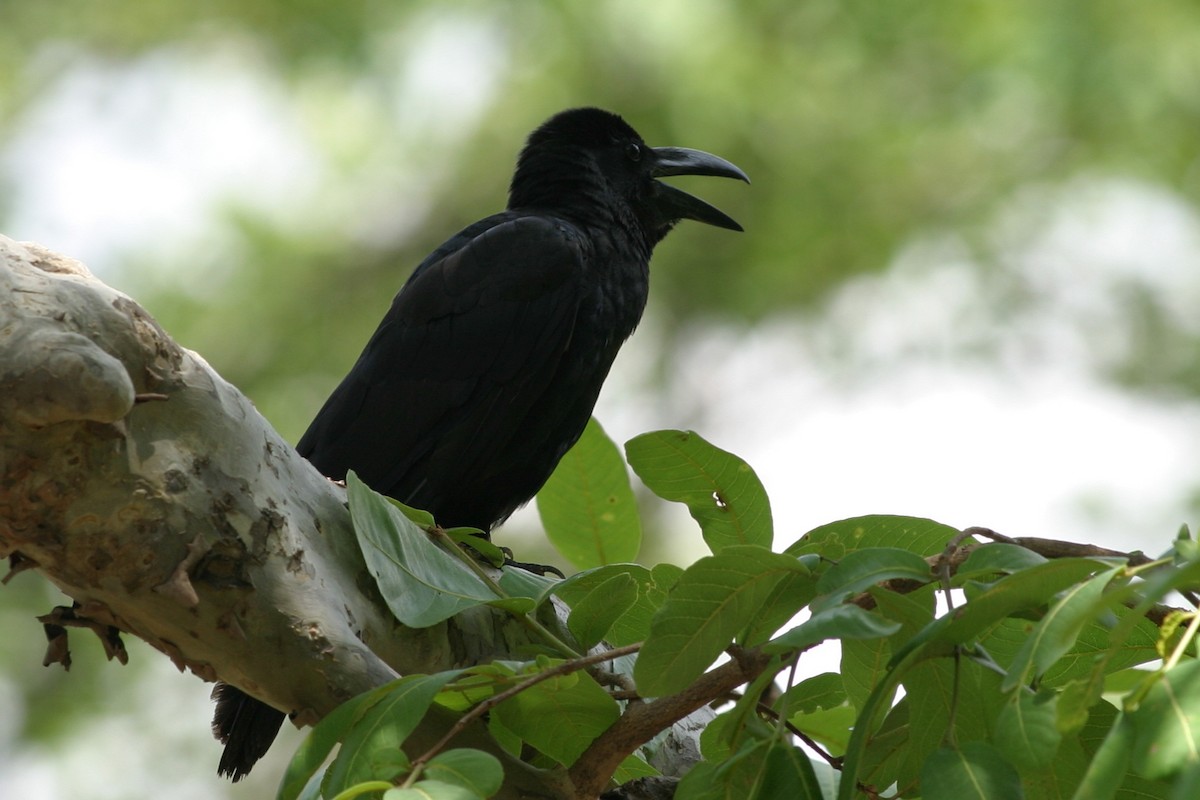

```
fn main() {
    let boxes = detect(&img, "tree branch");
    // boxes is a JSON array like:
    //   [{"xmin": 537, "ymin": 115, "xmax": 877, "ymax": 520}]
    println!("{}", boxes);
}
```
[
  {"xmin": 0, "ymin": 236, "xmax": 578, "ymax": 798},
  {"xmin": 568, "ymin": 648, "xmax": 773, "ymax": 798}
]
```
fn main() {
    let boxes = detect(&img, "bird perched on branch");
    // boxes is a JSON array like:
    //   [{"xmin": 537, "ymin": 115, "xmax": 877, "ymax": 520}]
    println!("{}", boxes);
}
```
[{"xmin": 212, "ymin": 106, "xmax": 748, "ymax": 779}]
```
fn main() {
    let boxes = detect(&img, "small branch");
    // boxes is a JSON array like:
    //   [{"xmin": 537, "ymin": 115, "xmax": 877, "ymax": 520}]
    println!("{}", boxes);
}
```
[
  {"xmin": 934, "ymin": 530, "xmax": 976, "ymax": 612},
  {"xmin": 37, "ymin": 604, "xmax": 129, "ymax": 668},
  {"xmin": 964, "ymin": 526, "xmax": 1154, "ymax": 567},
  {"xmin": 965, "ymin": 526, "xmax": 1200, "ymax": 613},
  {"xmin": 593, "ymin": 668, "xmax": 639, "ymax": 697},
  {"xmin": 841, "ymin": 527, "xmax": 1189, "ymax": 627},
  {"xmin": 568, "ymin": 648, "xmax": 773, "ymax": 798},
  {"xmin": 3, "ymin": 553, "xmax": 38, "ymax": 584},
  {"xmin": 755, "ymin": 702, "xmax": 842, "ymax": 769}
]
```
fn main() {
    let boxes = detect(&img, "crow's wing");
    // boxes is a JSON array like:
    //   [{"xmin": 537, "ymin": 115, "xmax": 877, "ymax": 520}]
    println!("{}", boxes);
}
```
[{"xmin": 296, "ymin": 214, "xmax": 590, "ymax": 526}]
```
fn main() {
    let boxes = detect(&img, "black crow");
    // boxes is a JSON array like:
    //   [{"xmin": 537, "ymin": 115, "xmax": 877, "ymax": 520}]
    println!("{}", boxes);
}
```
[{"xmin": 213, "ymin": 106, "xmax": 747, "ymax": 779}]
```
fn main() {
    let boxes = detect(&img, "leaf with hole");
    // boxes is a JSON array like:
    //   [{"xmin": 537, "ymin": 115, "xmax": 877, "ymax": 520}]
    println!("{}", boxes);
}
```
[{"xmin": 626, "ymin": 429, "xmax": 772, "ymax": 552}]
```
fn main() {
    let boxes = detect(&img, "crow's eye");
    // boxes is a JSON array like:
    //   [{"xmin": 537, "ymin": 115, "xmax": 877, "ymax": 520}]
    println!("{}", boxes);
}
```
[{"xmin": 625, "ymin": 142, "xmax": 643, "ymax": 163}]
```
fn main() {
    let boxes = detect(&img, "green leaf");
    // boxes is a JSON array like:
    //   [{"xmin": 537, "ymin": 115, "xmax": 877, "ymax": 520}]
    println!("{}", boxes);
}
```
[
  {"xmin": 1170, "ymin": 762, "xmax": 1200, "ymax": 800},
  {"xmin": 1057, "ymin": 677, "xmax": 1103, "ymax": 736},
  {"xmin": 741, "ymin": 569, "xmax": 820, "ymax": 647},
  {"xmin": 674, "ymin": 756, "xmax": 742, "ymax": 800},
  {"xmin": 383, "ymin": 779, "xmax": 477, "ymax": 800},
  {"xmin": 383, "ymin": 496, "xmax": 436, "ymax": 529},
  {"xmin": 279, "ymin": 683, "xmax": 398, "ymax": 800},
  {"xmin": 836, "ymin": 586, "xmax": 937, "ymax": 715},
  {"xmin": 812, "ymin": 547, "xmax": 932, "ymax": 611},
  {"xmin": 938, "ymin": 558, "xmax": 1115, "ymax": 646},
  {"xmin": 841, "ymin": 635, "xmax": 892, "ymax": 713},
  {"xmin": 839, "ymin": 630, "xmax": 1002, "ymax": 799},
  {"xmin": 1128, "ymin": 660, "xmax": 1200, "ymax": 779},
  {"xmin": 919, "ymin": 742, "xmax": 1023, "ymax": 800},
  {"xmin": 537, "ymin": 418, "xmax": 642, "ymax": 569},
  {"xmin": 635, "ymin": 546, "xmax": 808, "ymax": 697},
  {"xmin": 292, "ymin": 770, "xmax": 325, "ymax": 800},
  {"xmin": 491, "ymin": 669, "xmax": 619, "ymax": 766},
  {"xmin": 424, "ymin": 749, "xmax": 503, "ymax": 797},
  {"xmin": 1072, "ymin": 709, "xmax": 1133, "ymax": 800},
  {"xmin": 567, "ymin": 571, "xmax": 640, "ymax": 649},
  {"xmin": 325, "ymin": 672, "xmax": 464, "ymax": 792},
  {"xmin": 443, "ymin": 527, "xmax": 505, "ymax": 568},
  {"xmin": 788, "ymin": 515, "xmax": 961, "ymax": 560},
  {"xmin": 956, "ymin": 542, "xmax": 1048, "ymax": 578},
  {"xmin": 681, "ymin": 736, "xmax": 826, "ymax": 799},
  {"xmin": 765, "ymin": 605, "xmax": 900, "ymax": 654},
  {"xmin": 1001, "ymin": 565, "xmax": 1124, "ymax": 691},
  {"xmin": 980, "ymin": 608, "xmax": 1160, "ymax": 687},
  {"xmin": 1019, "ymin": 731, "xmax": 1090, "ymax": 800},
  {"xmin": 495, "ymin": 567, "xmax": 557, "ymax": 606},
  {"xmin": 755, "ymin": 742, "xmax": 826, "ymax": 799},
  {"xmin": 676, "ymin": 739, "xmax": 766, "ymax": 800},
  {"xmin": 790, "ymin": 704, "xmax": 856, "ymax": 757},
  {"xmin": 872, "ymin": 583, "xmax": 938, "ymax": 641},
  {"xmin": 434, "ymin": 662, "xmax": 527, "ymax": 715},
  {"xmin": 993, "ymin": 690, "xmax": 1061, "ymax": 770},
  {"xmin": 613, "ymin": 754, "xmax": 660, "ymax": 784},
  {"xmin": 698, "ymin": 709, "xmax": 759, "ymax": 763},
  {"xmin": 900, "ymin": 659, "xmax": 1000, "ymax": 787},
  {"xmin": 857, "ymin": 699, "xmax": 910, "ymax": 792},
  {"xmin": 486, "ymin": 710, "xmax": 522, "ymax": 758},
  {"xmin": 626, "ymin": 429, "xmax": 772, "ymax": 552},
  {"xmin": 348, "ymin": 472, "xmax": 498, "ymax": 627},
  {"xmin": 551, "ymin": 563, "xmax": 679, "ymax": 646},
  {"xmin": 780, "ymin": 673, "xmax": 847, "ymax": 715}
]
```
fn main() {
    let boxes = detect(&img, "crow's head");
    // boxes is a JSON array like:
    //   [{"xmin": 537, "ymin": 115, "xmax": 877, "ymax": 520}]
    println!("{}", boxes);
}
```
[{"xmin": 510, "ymin": 107, "xmax": 748, "ymax": 244}]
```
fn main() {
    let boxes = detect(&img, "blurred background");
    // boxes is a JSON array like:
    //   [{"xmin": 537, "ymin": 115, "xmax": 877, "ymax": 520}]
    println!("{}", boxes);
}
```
[{"xmin": 3, "ymin": 1, "xmax": 1200, "ymax": 797}]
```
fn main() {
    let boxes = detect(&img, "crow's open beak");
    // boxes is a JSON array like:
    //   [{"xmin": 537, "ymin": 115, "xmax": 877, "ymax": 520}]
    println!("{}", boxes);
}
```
[{"xmin": 650, "ymin": 146, "xmax": 749, "ymax": 232}]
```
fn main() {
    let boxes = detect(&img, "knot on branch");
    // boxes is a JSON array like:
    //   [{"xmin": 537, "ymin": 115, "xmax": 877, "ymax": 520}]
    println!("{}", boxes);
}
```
[{"xmin": 0, "ymin": 236, "xmax": 181, "ymax": 428}]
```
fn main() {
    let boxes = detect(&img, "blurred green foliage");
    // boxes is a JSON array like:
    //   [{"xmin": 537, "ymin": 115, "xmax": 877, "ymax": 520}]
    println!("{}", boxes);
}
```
[{"xmin": 4, "ymin": 0, "xmax": 1200, "ymax": 435}]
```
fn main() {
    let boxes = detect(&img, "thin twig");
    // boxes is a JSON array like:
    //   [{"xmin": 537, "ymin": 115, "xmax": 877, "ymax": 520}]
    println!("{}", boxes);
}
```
[
  {"xmin": 966, "ymin": 526, "xmax": 1200, "ymax": 609},
  {"xmin": 755, "ymin": 702, "xmax": 842, "ymax": 769}
]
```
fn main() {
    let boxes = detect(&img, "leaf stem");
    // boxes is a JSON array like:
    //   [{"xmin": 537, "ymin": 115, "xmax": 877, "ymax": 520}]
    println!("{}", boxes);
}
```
[
  {"xmin": 1163, "ymin": 610, "xmax": 1200, "ymax": 673},
  {"xmin": 431, "ymin": 527, "xmax": 583, "ymax": 659},
  {"xmin": 328, "ymin": 781, "xmax": 394, "ymax": 800}
]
